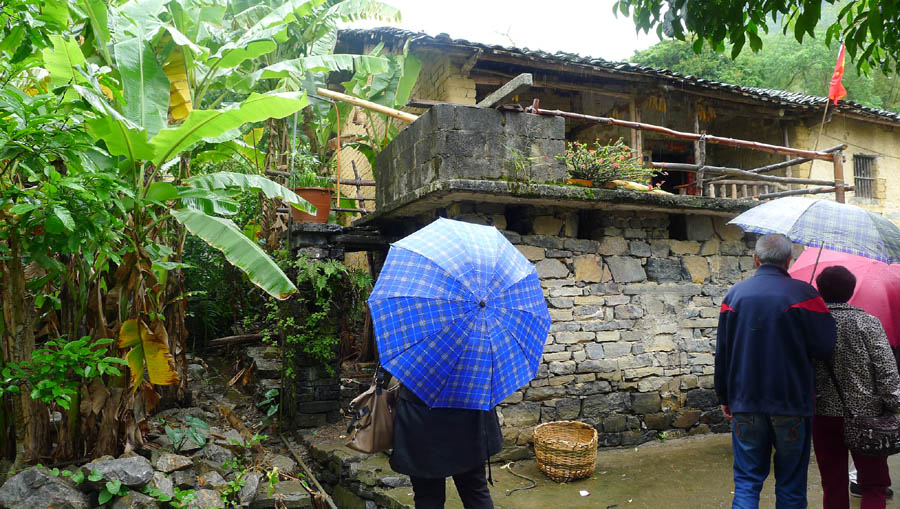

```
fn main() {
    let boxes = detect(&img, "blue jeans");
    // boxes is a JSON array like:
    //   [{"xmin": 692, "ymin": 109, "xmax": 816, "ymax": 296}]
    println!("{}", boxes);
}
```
[{"xmin": 731, "ymin": 413, "xmax": 811, "ymax": 509}]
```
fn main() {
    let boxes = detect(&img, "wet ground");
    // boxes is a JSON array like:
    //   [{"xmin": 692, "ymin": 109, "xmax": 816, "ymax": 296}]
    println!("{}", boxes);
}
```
[{"xmin": 424, "ymin": 434, "xmax": 900, "ymax": 509}]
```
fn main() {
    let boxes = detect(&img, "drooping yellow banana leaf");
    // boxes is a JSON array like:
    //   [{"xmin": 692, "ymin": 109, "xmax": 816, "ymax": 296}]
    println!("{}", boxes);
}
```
[{"xmin": 118, "ymin": 318, "xmax": 179, "ymax": 391}]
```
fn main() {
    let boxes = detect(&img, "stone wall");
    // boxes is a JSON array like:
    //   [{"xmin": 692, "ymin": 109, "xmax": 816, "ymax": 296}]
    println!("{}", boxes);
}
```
[{"xmin": 390, "ymin": 202, "xmax": 756, "ymax": 459}]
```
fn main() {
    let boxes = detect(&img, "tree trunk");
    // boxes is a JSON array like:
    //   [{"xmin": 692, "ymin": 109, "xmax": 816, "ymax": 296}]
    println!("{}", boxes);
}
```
[{"xmin": 0, "ymin": 228, "xmax": 50, "ymax": 463}]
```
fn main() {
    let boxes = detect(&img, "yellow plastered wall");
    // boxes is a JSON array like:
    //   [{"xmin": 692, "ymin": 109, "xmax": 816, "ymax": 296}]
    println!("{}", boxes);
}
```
[{"xmin": 791, "ymin": 115, "xmax": 900, "ymax": 224}]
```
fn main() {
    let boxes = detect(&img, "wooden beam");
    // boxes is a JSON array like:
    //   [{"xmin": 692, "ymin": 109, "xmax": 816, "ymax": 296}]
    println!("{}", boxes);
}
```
[
  {"xmin": 704, "ymin": 144, "xmax": 847, "ymax": 185},
  {"xmin": 650, "ymin": 161, "xmax": 836, "ymax": 186},
  {"xmin": 208, "ymin": 334, "xmax": 263, "ymax": 347},
  {"xmin": 315, "ymin": 88, "xmax": 418, "ymax": 123},
  {"xmin": 756, "ymin": 185, "xmax": 854, "ymax": 200},
  {"xmin": 477, "ymin": 73, "xmax": 533, "ymax": 108},
  {"xmin": 528, "ymin": 104, "xmax": 837, "ymax": 161}
]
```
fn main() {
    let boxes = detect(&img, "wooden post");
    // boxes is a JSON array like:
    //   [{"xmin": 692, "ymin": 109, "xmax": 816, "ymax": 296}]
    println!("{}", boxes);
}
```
[
  {"xmin": 630, "ymin": 97, "xmax": 643, "ymax": 159},
  {"xmin": 782, "ymin": 124, "xmax": 794, "ymax": 190},
  {"xmin": 693, "ymin": 113, "xmax": 702, "ymax": 195},
  {"xmin": 833, "ymin": 151, "xmax": 845, "ymax": 203}
]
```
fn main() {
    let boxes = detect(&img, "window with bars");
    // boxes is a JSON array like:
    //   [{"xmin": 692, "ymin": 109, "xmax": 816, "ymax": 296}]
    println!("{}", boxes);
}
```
[{"xmin": 853, "ymin": 154, "xmax": 876, "ymax": 199}]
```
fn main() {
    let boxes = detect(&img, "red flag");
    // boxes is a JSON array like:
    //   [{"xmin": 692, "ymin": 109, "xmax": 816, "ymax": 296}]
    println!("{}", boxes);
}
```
[{"xmin": 828, "ymin": 44, "xmax": 847, "ymax": 105}]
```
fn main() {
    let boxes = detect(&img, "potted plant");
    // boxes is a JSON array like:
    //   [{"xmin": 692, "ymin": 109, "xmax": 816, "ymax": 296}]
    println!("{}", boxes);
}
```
[
  {"xmin": 558, "ymin": 137, "xmax": 658, "ymax": 189},
  {"xmin": 290, "ymin": 170, "xmax": 333, "ymax": 223}
]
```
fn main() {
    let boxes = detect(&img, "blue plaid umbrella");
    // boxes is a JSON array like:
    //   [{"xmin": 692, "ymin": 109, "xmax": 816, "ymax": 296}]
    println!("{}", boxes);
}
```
[
  {"xmin": 367, "ymin": 218, "xmax": 551, "ymax": 410},
  {"xmin": 728, "ymin": 197, "xmax": 900, "ymax": 263}
]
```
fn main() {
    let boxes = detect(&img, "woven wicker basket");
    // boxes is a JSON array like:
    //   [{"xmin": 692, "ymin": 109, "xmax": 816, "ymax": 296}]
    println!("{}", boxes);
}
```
[{"xmin": 533, "ymin": 421, "xmax": 598, "ymax": 482}]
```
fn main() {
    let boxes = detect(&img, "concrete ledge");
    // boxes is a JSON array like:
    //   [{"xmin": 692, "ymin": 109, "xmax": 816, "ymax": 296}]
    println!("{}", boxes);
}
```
[{"xmin": 357, "ymin": 179, "xmax": 759, "ymax": 226}]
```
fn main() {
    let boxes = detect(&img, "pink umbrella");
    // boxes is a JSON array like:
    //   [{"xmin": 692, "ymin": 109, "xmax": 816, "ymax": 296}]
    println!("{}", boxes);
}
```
[{"xmin": 789, "ymin": 248, "xmax": 900, "ymax": 347}]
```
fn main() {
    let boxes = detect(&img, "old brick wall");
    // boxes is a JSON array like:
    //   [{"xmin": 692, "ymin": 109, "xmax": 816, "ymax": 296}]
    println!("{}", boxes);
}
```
[{"xmin": 411, "ymin": 202, "xmax": 756, "ymax": 459}]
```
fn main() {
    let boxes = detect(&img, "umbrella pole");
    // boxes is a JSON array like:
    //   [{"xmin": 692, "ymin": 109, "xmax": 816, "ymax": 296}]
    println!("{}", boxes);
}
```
[{"xmin": 809, "ymin": 245, "xmax": 825, "ymax": 284}]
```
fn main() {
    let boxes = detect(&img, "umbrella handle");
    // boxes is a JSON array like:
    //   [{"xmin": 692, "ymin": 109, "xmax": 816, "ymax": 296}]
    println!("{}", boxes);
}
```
[{"xmin": 809, "ymin": 245, "xmax": 825, "ymax": 285}]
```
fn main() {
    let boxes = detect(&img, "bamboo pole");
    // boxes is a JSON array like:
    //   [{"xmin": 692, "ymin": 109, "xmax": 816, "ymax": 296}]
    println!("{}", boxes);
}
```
[
  {"xmin": 650, "ymin": 161, "xmax": 836, "ymax": 186},
  {"xmin": 705, "ymin": 144, "xmax": 846, "ymax": 184},
  {"xmin": 527, "ymin": 102, "xmax": 836, "ymax": 161},
  {"xmin": 316, "ymin": 88, "xmax": 418, "ymax": 124},
  {"xmin": 334, "ymin": 103, "xmax": 342, "ymax": 203},
  {"xmin": 756, "ymin": 185, "xmax": 854, "ymax": 200}
]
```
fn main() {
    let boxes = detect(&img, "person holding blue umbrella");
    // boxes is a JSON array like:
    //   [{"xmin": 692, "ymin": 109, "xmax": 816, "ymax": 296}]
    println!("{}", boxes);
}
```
[{"xmin": 368, "ymin": 218, "xmax": 552, "ymax": 508}]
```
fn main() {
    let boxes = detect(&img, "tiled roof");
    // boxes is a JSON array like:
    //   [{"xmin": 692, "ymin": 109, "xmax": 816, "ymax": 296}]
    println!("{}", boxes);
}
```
[{"xmin": 339, "ymin": 27, "xmax": 900, "ymax": 125}]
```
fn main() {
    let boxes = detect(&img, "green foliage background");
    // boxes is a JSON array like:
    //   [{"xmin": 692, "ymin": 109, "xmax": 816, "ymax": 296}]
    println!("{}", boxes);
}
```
[{"xmin": 628, "ymin": 3, "xmax": 900, "ymax": 112}]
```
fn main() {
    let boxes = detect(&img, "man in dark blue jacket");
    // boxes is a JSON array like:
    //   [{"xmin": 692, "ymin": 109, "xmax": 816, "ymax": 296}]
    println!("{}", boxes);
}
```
[{"xmin": 715, "ymin": 233, "xmax": 836, "ymax": 509}]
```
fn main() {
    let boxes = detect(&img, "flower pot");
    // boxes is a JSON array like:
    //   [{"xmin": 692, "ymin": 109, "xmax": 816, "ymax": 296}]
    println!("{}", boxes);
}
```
[
  {"xmin": 292, "ymin": 187, "xmax": 333, "ymax": 223},
  {"xmin": 567, "ymin": 178, "xmax": 593, "ymax": 187}
]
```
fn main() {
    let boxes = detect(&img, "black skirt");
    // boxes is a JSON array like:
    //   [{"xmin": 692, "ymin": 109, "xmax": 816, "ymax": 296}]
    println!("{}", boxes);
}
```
[{"xmin": 389, "ymin": 386, "xmax": 503, "ymax": 479}]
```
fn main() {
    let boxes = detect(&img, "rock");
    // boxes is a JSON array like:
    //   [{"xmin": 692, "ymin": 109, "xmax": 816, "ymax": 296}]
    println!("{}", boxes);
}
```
[
  {"xmin": 533, "ymin": 216, "xmax": 563, "ymax": 236},
  {"xmin": 149, "ymin": 472, "xmax": 174, "ymax": 500},
  {"xmin": 214, "ymin": 429, "xmax": 245, "ymax": 453},
  {"xmin": 673, "ymin": 409, "xmax": 702, "ymax": 429},
  {"xmin": 713, "ymin": 216, "xmax": 745, "ymax": 241},
  {"xmin": 501, "ymin": 402, "xmax": 541, "ymax": 427},
  {"xmin": 198, "ymin": 470, "xmax": 227, "ymax": 491},
  {"xmin": 194, "ymin": 458, "xmax": 228, "ymax": 477},
  {"xmin": 187, "ymin": 489, "xmax": 224, "ymax": 508},
  {"xmin": 605, "ymin": 256, "xmax": 645, "ymax": 283},
  {"xmin": 603, "ymin": 414, "xmax": 628, "ymax": 433},
  {"xmin": 265, "ymin": 453, "xmax": 299, "ymax": 477},
  {"xmin": 172, "ymin": 469, "xmax": 197, "ymax": 490},
  {"xmin": 646, "ymin": 258, "xmax": 683, "ymax": 282},
  {"xmin": 534, "ymin": 258, "xmax": 569, "ymax": 279},
  {"xmin": 689, "ymin": 423, "xmax": 712, "ymax": 436},
  {"xmin": 381, "ymin": 476, "xmax": 412, "ymax": 488},
  {"xmin": 644, "ymin": 413, "xmax": 672, "ymax": 430},
  {"xmin": 685, "ymin": 216, "xmax": 715, "ymax": 241},
  {"xmin": 111, "ymin": 492, "xmax": 161, "ymax": 509},
  {"xmin": 249, "ymin": 480, "xmax": 312, "ymax": 508},
  {"xmin": 556, "ymin": 398, "xmax": 582, "ymax": 420},
  {"xmin": 239, "ymin": 472, "xmax": 261, "ymax": 506},
  {"xmin": 629, "ymin": 240, "xmax": 652, "ymax": 257},
  {"xmin": 187, "ymin": 363, "xmax": 205, "ymax": 381},
  {"xmin": 686, "ymin": 388, "xmax": 719, "ymax": 409},
  {"xmin": 81, "ymin": 455, "xmax": 154, "ymax": 488},
  {"xmin": 155, "ymin": 453, "xmax": 193, "ymax": 473},
  {"xmin": 573, "ymin": 255, "xmax": 604, "ymax": 282},
  {"xmin": 585, "ymin": 343, "xmax": 604, "ymax": 360},
  {"xmin": 631, "ymin": 393, "xmax": 661, "ymax": 414},
  {"xmin": 682, "ymin": 256, "xmax": 710, "ymax": 283},
  {"xmin": 195, "ymin": 443, "xmax": 234, "ymax": 465},
  {"xmin": 597, "ymin": 236, "xmax": 628, "ymax": 256},
  {"xmin": 0, "ymin": 467, "xmax": 91, "ymax": 509},
  {"xmin": 516, "ymin": 245, "xmax": 545, "ymax": 261}
]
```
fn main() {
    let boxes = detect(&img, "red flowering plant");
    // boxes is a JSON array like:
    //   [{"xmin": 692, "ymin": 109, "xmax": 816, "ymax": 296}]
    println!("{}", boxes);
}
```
[{"xmin": 558, "ymin": 137, "xmax": 659, "ymax": 185}]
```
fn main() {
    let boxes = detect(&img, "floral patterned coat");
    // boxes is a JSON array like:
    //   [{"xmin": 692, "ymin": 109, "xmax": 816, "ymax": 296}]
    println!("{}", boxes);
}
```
[{"xmin": 814, "ymin": 302, "xmax": 900, "ymax": 417}]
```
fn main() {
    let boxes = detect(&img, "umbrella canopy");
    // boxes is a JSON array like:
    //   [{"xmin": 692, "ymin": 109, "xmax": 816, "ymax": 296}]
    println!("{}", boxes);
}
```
[
  {"xmin": 789, "ymin": 248, "xmax": 900, "ymax": 347},
  {"xmin": 728, "ymin": 197, "xmax": 900, "ymax": 263},
  {"xmin": 367, "ymin": 218, "xmax": 551, "ymax": 411}
]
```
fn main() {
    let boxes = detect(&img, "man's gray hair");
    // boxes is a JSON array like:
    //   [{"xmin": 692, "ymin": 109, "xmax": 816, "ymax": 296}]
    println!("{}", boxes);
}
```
[{"xmin": 755, "ymin": 233, "xmax": 793, "ymax": 265}]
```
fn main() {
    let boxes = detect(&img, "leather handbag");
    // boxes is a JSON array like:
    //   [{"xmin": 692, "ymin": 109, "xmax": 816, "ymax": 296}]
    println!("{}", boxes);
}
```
[
  {"xmin": 826, "ymin": 363, "xmax": 900, "ymax": 456},
  {"xmin": 346, "ymin": 367, "xmax": 399, "ymax": 454}
]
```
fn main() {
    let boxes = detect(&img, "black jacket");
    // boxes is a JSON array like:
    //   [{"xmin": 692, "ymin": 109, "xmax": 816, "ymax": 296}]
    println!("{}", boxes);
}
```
[{"xmin": 390, "ymin": 386, "xmax": 503, "ymax": 479}]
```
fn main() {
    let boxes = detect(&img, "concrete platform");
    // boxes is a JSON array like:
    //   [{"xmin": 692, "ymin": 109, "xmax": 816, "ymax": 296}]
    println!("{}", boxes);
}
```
[{"xmin": 307, "ymin": 432, "xmax": 900, "ymax": 508}]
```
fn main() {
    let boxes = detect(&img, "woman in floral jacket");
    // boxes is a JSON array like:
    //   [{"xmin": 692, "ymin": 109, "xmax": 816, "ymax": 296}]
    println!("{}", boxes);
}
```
[{"xmin": 813, "ymin": 265, "xmax": 900, "ymax": 509}]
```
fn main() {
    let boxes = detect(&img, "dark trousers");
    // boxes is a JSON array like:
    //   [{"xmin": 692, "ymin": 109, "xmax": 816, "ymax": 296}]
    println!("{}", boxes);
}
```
[
  {"xmin": 409, "ymin": 464, "xmax": 493, "ymax": 509},
  {"xmin": 813, "ymin": 415, "xmax": 890, "ymax": 509},
  {"xmin": 730, "ymin": 413, "xmax": 811, "ymax": 508}
]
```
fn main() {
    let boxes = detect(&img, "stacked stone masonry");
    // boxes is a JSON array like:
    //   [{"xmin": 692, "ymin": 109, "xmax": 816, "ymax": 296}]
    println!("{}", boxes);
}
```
[{"xmin": 413, "ymin": 202, "xmax": 756, "ymax": 460}]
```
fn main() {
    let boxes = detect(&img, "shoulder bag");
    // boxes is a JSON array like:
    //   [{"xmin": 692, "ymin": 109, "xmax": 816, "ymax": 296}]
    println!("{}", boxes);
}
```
[
  {"xmin": 346, "ymin": 367, "xmax": 399, "ymax": 454},
  {"xmin": 826, "ymin": 362, "xmax": 900, "ymax": 456}
]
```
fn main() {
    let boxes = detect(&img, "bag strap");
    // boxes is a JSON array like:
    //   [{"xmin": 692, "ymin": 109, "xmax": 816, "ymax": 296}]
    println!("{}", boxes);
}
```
[{"xmin": 824, "ymin": 360, "xmax": 856, "ymax": 419}]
